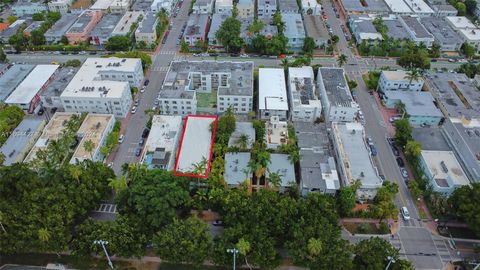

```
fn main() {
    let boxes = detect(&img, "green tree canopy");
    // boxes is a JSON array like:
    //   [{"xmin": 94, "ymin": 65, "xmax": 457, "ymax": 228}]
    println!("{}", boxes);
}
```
[
  {"xmin": 215, "ymin": 16, "xmax": 243, "ymax": 53},
  {"xmin": 393, "ymin": 118, "xmax": 413, "ymax": 148},
  {"xmin": 105, "ymin": 36, "xmax": 131, "ymax": 51},
  {"xmin": 449, "ymin": 183, "xmax": 480, "ymax": 236},
  {"xmin": 153, "ymin": 217, "xmax": 213, "ymax": 266},
  {"xmin": 353, "ymin": 237, "xmax": 413, "ymax": 270}
]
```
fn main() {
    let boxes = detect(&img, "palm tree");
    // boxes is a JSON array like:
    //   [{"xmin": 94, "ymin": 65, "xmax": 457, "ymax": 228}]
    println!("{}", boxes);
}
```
[
  {"xmin": 108, "ymin": 176, "xmax": 128, "ymax": 194},
  {"xmin": 83, "ymin": 139, "xmax": 95, "ymax": 159},
  {"xmin": 337, "ymin": 54, "xmax": 347, "ymax": 67},
  {"xmin": 192, "ymin": 156, "xmax": 208, "ymax": 175},
  {"xmin": 38, "ymin": 228, "xmax": 51, "ymax": 243},
  {"xmin": 404, "ymin": 67, "xmax": 421, "ymax": 88},
  {"xmin": 267, "ymin": 171, "xmax": 282, "ymax": 189},
  {"xmin": 307, "ymin": 238, "xmax": 322, "ymax": 258},
  {"xmin": 280, "ymin": 58, "xmax": 290, "ymax": 71},
  {"xmin": 236, "ymin": 134, "xmax": 250, "ymax": 150},
  {"xmin": 395, "ymin": 101, "xmax": 407, "ymax": 118},
  {"xmin": 69, "ymin": 165, "xmax": 82, "ymax": 184}
]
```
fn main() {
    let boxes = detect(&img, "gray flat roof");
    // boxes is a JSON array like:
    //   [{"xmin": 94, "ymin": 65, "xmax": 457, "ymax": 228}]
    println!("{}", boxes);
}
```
[
  {"xmin": 45, "ymin": 13, "xmax": 78, "ymax": 38},
  {"xmin": 303, "ymin": 15, "xmax": 330, "ymax": 42},
  {"xmin": 384, "ymin": 91, "xmax": 443, "ymax": 117},
  {"xmin": 208, "ymin": 13, "xmax": 229, "ymax": 40},
  {"xmin": 267, "ymin": 154, "xmax": 296, "ymax": 187},
  {"xmin": 401, "ymin": 16, "xmax": 434, "ymax": 39},
  {"xmin": 228, "ymin": 122, "xmax": 256, "ymax": 148},
  {"xmin": 24, "ymin": 21, "xmax": 44, "ymax": 33},
  {"xmin": 0, "ymin": 118, "xmax": 44, "ymax": 166},
  {"xmin": 162, "ymin": 60, "xmax": 254, "ymax": 97},
  {"xmin": 282, "ymin": 13, "xmax": 305, "ymax": 38},
  {"xmin": 420, "ymin": 17, "xmax": 462, "ymax": 46},
  {"xmin": 318, "ymin": 67, "xmax": 353, "ymax": 107},
  {"xmin": 67, "ymin": 11, "xmax": 97, "ymax": 34},
  {"xmin": 293, "ymin": 122, "xmax": 329, "ymax": 149},
  {"xmin": 42, "ymin": 67, "xmax": 79, "ymax": 98},
  {"xmin": 137, "ymin": 11, "xmax": 158, "ymax": 33},
  {"xmin": 425, "ymin": 72, "xmax": 480, "ymax": 119},
  {"xmin": 412, "ymin": 127, "xmax": 451, "ymax": 151},
  {"xmin": 0, "ymin": 64, "xmax": 35, "ymax": 101},
  {"xmin": 340, "ymin": 0, "xmax": 389, "ymax": 13},
  {"xmin": 185, "ymin": 14, "xmax": 209, "ymax": 37},
  {"xmin": 224, "ymin": 152, "xmax": 251, "ymax": 185},
  {"xmin": 354, "ymin": 19, "xmax": 379, "ymax": 34},
  {"xmin": 90, "ymin": 13, "xmax": 122, "ymax": 38},
  {"xmin": 384, "ymin": 18, "xmax": 411, "ymax": 40},
  {"xmin": 132, "ymin": 0, "xmax": 152, "ymax": 10},
  {"xmin": 278, "ymin": 0, "xmax": 298, "ymax": 12}
]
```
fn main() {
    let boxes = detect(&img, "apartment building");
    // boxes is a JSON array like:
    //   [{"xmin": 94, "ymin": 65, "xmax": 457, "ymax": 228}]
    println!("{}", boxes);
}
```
[
  {"xmin": 60, "ymin": 58, "xmax": 144, "ymax": 118},
  {"xmin": 237, "ymin": 0, "xmax": 254, "ymax": 18},
  {"xmin": 65, "ymin": 10, "xmax": 103, "ymax": 44},
  {"xmin": 184, "ymin": 14, "xmax": 210, "ymax": 45},
  {"xmin": 215, "ymin": 0, "xmax": 233, "ymax": 14},
  {"xmin": 257, "ymin": 0, "xmax": 277, "ymax": 18},
  {"xmin": 317, "ymin": 68, "xmax": 358, "ymax": 122},
  {"xmin": 45, "ymin": 13, "xmax": 78, "ymax": 44},
  {"xmin": 135, "ymin": 12, "xmax": 159, "ymax": 45},
  {"xmin": 399, "ymin": 15, "xmax": 434, "ymax": 48},
  {"xmin": 158, "ymin": 61, "xmax": 254, "ymax": 115},
  {"xmin": 282, "ymin": 13, "xmax": 306, "ymax": 48},
  {"xmin": 331, "ymin": 122, "xmax": 383, "ymax": 200},
  {"xmin": 90, "ymin": 13, "xmax": 123, "ymax": 45},
  {"xmin": 111, "ymin": 11, "xmax": 144, "ymax": 37},
  {"xmin": 48, "ymin": 0, "xmax": 74, "ymax": 13},
  {"xmin": 192, "ymin": 0, "xmax": 214, "ymax": 14},
  {"xmin": 378, "ymin": 70, "xmax": 424, "ymax": 92},
  {"xmin": 258, "ymin": 68, "xmax": 289, "ymax": 120},
  {"xmin": 288, "ymin": 66, "xmax": 321, "ymax": 122}
]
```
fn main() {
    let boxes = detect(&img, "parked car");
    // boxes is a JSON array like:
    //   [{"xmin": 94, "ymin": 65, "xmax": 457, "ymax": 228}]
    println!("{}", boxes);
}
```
[
  {"xmin": 401, "ymin": 207, "xmax": 410, "ymax": 221},
  {"xmin": 131, "ymin": 106, "xmax": 137, "ymax": 114},
  {"xmin": 118, "ymin": 134, "xmax": 125, "ymax": 143},
  {"xmin": 144, "ymin": 79, "xmax": 150, "ymax": 86},
  {"xmin": 370, "ymin": 145, "xmax": 377, "ymax": 156},
  {"xmin": 142, "ymin": 128, "xmax": 150, "ymax": 138},
  {"xmin": 141, "ymin": 86, "xmax": 146, "ymax": 93},
  {"xmin": 134, "ymin": 98, "xmax": 139, "ymax": 106},
  {"xmin": 396, "ymin": 157, "xmax": 405, "ymax": 167},
  {"xmin": 400, "ymin": 168, "xmax": 408, "ymax": 179},
  {"xmin": 366, "ymin": 136, "xmax": 374, "ymax": 146},
  {"xmin": 389, "ymin": 116, "xmax": 401, "ymax": 123},
  {"xmin": 135, "ymin": 148, "xmax": 142, "ymax": 157},
  {"xmin": 391, "ymin": 145, "xmax": 400, "ymax": 156},
  {"xmin": 139, "ymin": 138, "xmax": 145, "ymax": 146}
]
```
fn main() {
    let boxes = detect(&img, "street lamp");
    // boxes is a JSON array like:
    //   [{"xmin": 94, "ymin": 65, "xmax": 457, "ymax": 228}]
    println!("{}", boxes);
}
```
[
  {"xmin": 227, "ymin": 248, "xmax": 239, "ymax": 270},
  {"xmin": 385, "ymin": 256, "xmax": 396, "ymax": 270},
  {"xmin": 94, "ymin": 240, "xmax": 114, "ymax": 269}
]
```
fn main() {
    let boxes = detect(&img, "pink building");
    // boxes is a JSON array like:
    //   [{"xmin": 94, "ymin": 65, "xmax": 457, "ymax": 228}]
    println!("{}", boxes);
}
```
[{"xmin": 65, "ymin": 10, "xmax": 103, "ymax": 44}]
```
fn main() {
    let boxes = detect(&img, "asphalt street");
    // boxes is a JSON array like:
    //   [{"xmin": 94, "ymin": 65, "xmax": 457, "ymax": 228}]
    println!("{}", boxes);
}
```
[{"xmin": 110, "ymin": 0, "xmax": 192, "ymax": 175}]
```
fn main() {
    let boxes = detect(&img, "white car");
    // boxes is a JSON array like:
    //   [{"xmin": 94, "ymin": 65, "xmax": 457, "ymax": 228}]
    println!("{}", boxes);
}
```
[
  {"xmin": 140, "ymin": 86, "xmax": 146, "ymax": 93},
  {"xmin": 118, "ymin": 134, "xmax": 125, "ymax": 143},
  {"xmin": 131, "ymin": 106, "xmax": 137, "ymax": 114},
  {"xmin": 401, "ymin": 207, "xmax": 410, "ymax": 221},
  {"xmin": 240, "ymin": 53, "xmax": 249, "ymax": 58}
]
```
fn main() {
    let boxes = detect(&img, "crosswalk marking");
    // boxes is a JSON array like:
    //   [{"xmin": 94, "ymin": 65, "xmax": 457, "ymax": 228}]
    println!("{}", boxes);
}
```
[
  {"xmin": 151, "ymin": 66, "xmax": 169, "ymax": 72},
  {"xmin": 94, "ymin": 203, "xmax": 117, "ymax": 213},
  {"xmin": 158, "ymin": 50, "xmax": 176, "ymax": 55}
]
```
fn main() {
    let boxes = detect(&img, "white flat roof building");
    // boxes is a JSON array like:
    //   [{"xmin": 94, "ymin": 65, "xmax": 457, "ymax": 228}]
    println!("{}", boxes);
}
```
[
  {"xmin": 5, "ymin": 65, "xmax": 59, "ymax": 113},
  {"xmin": 379, "ymin": 70, "xmax": 424, "ymax": 92},
  {"xmin": 174, "ymin": 115, "xmax": 216, "ymax": 177},
  {"xmin": 332, "ymin": 122, "xmax": 383, "ymax": 200},
  {"xmin": 288, "ymin": 66, "xmax": 322, "ymax": 122},
  {"xmin": 142, "ymin": 115, "xmax": 183, "ymax": 170},
  {"xmin": 91, "ymin": 0, "xmax": 113, "ymax": 10},
  {"xmin": 70, "ymin": 114, "xmax": 115, "ymax": 164},
  {"xmin": 215, "ymin": 0, "xmax": 233, "ymax": 14},
  {"xmin": 420, "ymin": 150, "xmax": 470, "ymax": 196},
  {"xmin": 446, "ymin": 16, "xmax": 476, "ymax": 29},
  {"xmin": 60, "ymin": 57, "xmax": 143, "ymax": 118},
  {"xmin": 384, "ymin": 0, "xmax": 413, "ymax": 14},
  {"xmin": 403, "ymin": 0, "xmax": 434, "ymax": 16},
  {"xmin": 258, "ymin": 68, "xmax": 289, "ymax": 120},
  {"xmin": 48, "ymin": 0, "xmax": 74, "ymax": 13},
  {"xmin": 301, "ymin": 0, "xmax": 321, "ymax": 15}
]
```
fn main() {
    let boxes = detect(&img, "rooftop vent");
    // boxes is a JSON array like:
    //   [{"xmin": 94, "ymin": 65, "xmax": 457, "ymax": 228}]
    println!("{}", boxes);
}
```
[{"xmin": 440, "ymin": 161, "xmax": 448, "ymax": 173}]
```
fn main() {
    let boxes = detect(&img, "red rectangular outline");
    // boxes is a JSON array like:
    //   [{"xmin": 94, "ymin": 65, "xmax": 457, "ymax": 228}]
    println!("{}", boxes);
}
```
[{"xmin": 173, "ymin": 114, "xmax": 218, "ymax": 179}]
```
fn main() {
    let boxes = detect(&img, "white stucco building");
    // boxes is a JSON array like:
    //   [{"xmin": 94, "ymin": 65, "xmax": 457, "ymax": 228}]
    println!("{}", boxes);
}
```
[
  {"xmin": 288, "ymin": 66, "xmax": 322, "ymax": 122},
  {"xmin": 378, "ymin": 70, "xmax": 424, "ymax": 92},
  {"xmin": 60, "ymin": 58, "xmax": 144, "ymax": 118},
  {"xmin": 258, "ymin": 68, "xmax": 289, "ymax": 120},
  {"xmin": 317, "ymin": 68, "xmax": 358, "ymax": 122}
]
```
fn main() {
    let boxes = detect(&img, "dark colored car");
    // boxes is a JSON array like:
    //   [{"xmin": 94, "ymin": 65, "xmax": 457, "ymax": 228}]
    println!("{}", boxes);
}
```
[
  {"xmin": 391, "ymin": 145, "xmax": 400, "ymax": 156},
  {"xmin": 144, "ymin": 79, "xmax": 150, "ymax": 86},
  {"xmin": 142, "ymin": 128, "xmax": 150, "ymax": 138},
  {"xmin": 139, "ymin": 138, "xmax": 145, "ymax": 146},
  {"xmin": 135, "ymin": 148, "xmax": 142, "ymax": 157},
  {"xmin": 37, "ymin": 108, "xmax": 44, "ymax": 116},
  {"xmin": 396, "ymin": 157, "xmax": 405, "ymax": 167},
  {"xmin": 370, "ymin": 145, "xmax": 377, "ymax": 156},
  {"xmin": 212, "ymin": 220, "xmax": 224, "ymax": 226}
]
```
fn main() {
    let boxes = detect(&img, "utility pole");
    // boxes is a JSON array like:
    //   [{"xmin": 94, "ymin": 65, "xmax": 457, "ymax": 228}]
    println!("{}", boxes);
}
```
[
  {"xmin": 227, "ymin": 248, "xmax": 239, "ymax": 270},
  {"xmin": 385, "ymin": 256, "xmax": 396, "ymax": 270},
  {"xmin": 94, "ymin": 240, "xmax": 114, "ymax": 269}
]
